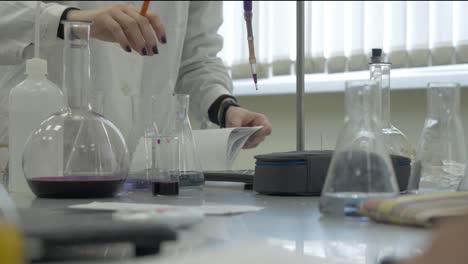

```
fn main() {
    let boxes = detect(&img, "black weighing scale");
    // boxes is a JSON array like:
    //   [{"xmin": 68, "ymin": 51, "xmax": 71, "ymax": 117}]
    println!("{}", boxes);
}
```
[{"xmin": 205, "ymin": 151, "xmax": 411, "ymax": 196}]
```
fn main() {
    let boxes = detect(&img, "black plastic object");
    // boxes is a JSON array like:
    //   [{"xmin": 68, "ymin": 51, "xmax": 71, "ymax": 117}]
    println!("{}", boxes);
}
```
[
  {"xmin": 152, "ymin": 181, "xmax": 179, "ymax": 196},
  {"xmin": 204, "ymin": 170, "xmax": 254, "ymax": 190},
  {"xmin": 253, "ymin": 150, "xmax": 411, "ymax": 196},
  {"xmin": 19, "ymin": 208, "xmax": 177, "ymax": 262}
]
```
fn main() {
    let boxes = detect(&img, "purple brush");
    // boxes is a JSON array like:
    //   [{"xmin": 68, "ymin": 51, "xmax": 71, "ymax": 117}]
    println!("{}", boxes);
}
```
[{"xmin": 244, "ymin": 0, "xmax": 257, "ymax": 90}]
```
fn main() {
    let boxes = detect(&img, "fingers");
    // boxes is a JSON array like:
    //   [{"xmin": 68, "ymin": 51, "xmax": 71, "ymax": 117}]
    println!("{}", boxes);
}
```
[
  {"xmin": 123, "ymin": 8, "xmax": 159, "ymax": 55},
  {"xmin": 224, "ymin": 106, "xmax": 272, "ymax": 148},
  {"xmin": 146, "ymin": 12, "xmax": 167, "ymax": 44},
  {"xmin": 106, "ymin": 4, "xmax": 165, "ymax": 55},
  {"xmin": 103, "ymin": 16, "xmax": 131, "ymax": 51},
  {"xmin": 111, "ymin": 9, "xmax": 147, "ymax": 55},
  {"xmin": 243, "ymin": 113, "xmax": 272, "ymax": 149}
]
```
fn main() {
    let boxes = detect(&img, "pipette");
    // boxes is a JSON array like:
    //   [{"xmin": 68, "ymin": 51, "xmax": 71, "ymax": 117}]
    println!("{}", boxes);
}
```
[{"xmin": 243, "ymin": 0, "xmax": 258, "ymax": 90}]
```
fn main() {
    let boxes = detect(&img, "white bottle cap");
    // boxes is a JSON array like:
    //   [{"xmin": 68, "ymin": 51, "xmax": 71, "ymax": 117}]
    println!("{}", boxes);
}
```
[{"xmin": 26, "ymin": 58, "xmax": 47, "ymax": 77}]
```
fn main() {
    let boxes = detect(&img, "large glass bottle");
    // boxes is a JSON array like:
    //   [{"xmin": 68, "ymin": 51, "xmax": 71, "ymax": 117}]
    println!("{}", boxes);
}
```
[
  {"xmin": 408, "ymin": 83, "xmax": 466, "ymax": 193},
  {"xmin": 22, "ymin": 21, "xmax": 130, "ymax": 198},
  {"xmin": 369, "ymin": 49, "xmax": 414, "ymax": 161},
  {"xmin": 319, "ymin": 80, "xmax": 399, "ymax": 218}
]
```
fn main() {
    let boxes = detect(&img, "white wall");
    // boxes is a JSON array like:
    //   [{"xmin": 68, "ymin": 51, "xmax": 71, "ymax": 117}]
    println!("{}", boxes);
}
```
[{"xmin": 229, "ymin": 88, "xmax": 468, "ymax": 169}]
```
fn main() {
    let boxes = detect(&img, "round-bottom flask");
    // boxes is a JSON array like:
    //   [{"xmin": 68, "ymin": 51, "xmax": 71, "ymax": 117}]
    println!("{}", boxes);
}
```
[{"xmin": 22, "ymin": 21, "xmax": 130, "ymax": 198}]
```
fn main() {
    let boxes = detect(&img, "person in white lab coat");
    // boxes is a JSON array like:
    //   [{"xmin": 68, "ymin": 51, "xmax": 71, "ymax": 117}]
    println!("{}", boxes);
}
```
[{"xmin": 0, "ymin": 1, "xmax": 272, "ymax": 155}]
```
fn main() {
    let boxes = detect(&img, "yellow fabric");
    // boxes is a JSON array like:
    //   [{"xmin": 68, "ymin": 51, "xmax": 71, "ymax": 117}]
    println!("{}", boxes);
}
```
[
  {"xmin": 359, "ymin": 192, "xmax": 468, "ymax": 227},
  {"xmin": 0, "ymin": 222, "xmax": 24, "ymax": 264}
]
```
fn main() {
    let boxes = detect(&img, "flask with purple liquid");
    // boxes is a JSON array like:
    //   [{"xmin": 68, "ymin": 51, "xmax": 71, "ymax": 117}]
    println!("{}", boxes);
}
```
[{"xmin": 22, "ymin": 21, "xmax": 130, "ymax": 198}]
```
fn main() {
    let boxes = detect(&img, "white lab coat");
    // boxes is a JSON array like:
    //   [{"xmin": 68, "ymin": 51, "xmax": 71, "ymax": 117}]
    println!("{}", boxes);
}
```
[{"xmin": 0, "ymin": 1, "xmax": 233, "ymax": 154}]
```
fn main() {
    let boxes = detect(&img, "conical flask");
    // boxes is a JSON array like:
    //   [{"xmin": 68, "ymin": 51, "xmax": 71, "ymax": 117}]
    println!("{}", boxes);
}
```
[
  {"xmin": 408, "ymin": 83, "xmax": 466, "ymax": 193},
  {"xmin": 319, "ymin": 80, "xmax": 399, "ymax": 218},
  {"xmin": 369, "ymin": 49, "xmax": 414, "ymax": 161},
  {"xmin": 22, "ymin": 21, "xmax": 130, "ymax": 198},
  {"xmin": 156, "ymin": 94, "xmax": 204, "ymax": 188}
]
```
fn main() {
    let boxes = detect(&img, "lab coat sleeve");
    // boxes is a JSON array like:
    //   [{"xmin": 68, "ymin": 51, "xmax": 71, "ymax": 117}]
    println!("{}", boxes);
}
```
[
  {"xmin": 175, "ymin": 1, "xmax": 234, "ymax": 122},
  {"xmin": 0, "ymin": 1, "xmax": 69, "ymax": 65}
]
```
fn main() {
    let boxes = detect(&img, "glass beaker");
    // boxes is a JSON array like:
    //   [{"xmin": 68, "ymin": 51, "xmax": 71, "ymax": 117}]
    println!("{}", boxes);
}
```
[
  {"xmin": 152, "ymin": 135, "xmax": 180, "ymax": 196},
  {"xmin": 319, "ymin": 80, "xmax": 399, "ymax": 218},
  {"xmin": 156, "ymin": 94, "xmax": 204, "ymax": 188},
  {"xmin": 408, "ymin": 83, "xmax": 466, "ymax": 193},
  {"xmin": 125, "ymin": 96, "xmax": 159, "ymax": 191},
  {"xmin": 0, "ymin": 183, "xmax": 24, "ymax": 264},
  {"xmin": 22, "ymin": 21, "xmax": 130, "ymax": 198},
  {"xmin": 369, "ymin": 49, "xmax": 414, "ymax": 161}
]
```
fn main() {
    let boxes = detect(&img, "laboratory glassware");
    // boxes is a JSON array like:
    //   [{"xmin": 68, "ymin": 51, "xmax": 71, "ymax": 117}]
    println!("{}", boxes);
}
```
[
  {"xmin": 22, "ymin": 21, "xmax": 130, "ymax": 198},
  {"xmin": 125, "ymin": 96, "xmax": 159, "ymax": 191},
  {"xmin": 156, "ymin": 94, "xmax": 204, "ymax": 188},
  {"xmin": 9, "ymin": 59, "xmax": 64, "ymax": 194},
  {"xmin": 8, "ymin": 1, "xmax": 64, "ymax": 194},
  {"xmin": 152, "ymin": 135, "xmax": 180, "ymax": 195},
  {"xmin": 369, "ymin": 48, "xmax": 414, "ymax": 161},
  {"xmin": 0, "ymin": 183, "xmax": 24, "ymax": 264},
  {"xmin": 319, "ymin": 80, "xmax": 399, "ymax": 218},
  {"xmin": 408, "ymin": 83, "xmax": 466, "ymax": 193}
]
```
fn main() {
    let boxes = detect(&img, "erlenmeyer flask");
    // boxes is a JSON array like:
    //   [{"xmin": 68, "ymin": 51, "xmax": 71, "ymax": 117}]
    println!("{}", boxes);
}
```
[
  {"xmin": 408, "ymin": 83, "xmax": 466, "ymax": 193},
  {"xmin": 0, "ymin": 183, "xmax": 24, "ymax": 264},
  {"xmin": 22, "ymin": 21, "xmax": 130, "ymax": 198},
  {"xmin": 369, "ymin": 49, "xmax": 414, "ymax": 160},
  {"xmin": 125, "ymin": 95, "xmax": 159, "ymax": 191},
  {"xmin": 319, "ymin": 80, "xmax": 399, "ymax": 218},
  {"xmin": 157, "ymin": 94, "xmax": 204, "ymax": 188}
]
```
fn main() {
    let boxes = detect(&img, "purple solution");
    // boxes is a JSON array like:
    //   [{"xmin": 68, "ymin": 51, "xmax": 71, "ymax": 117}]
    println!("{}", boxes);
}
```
[
  {"xmin": 27, "ymin": 176, "xmax": 125, "ymax": 198},
  {"xmin": 152, "ymin": 181, "xmax": 179, "ymax": 196}
]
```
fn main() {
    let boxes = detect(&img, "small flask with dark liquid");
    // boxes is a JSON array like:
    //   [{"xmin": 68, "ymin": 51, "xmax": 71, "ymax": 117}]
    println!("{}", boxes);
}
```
[{"xmin": 152, "ymin": 136, "xmax": 180, "ymax": 196}]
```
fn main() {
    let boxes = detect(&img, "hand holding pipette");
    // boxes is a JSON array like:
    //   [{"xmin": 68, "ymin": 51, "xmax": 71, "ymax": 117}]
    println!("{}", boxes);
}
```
[
  {"xmin": 66, "ymin": 3, "xmax": 166, "ymax": 55},
  {"xmin": 243, "ymin": 0, "xmax": 258, "ymax": 90}
]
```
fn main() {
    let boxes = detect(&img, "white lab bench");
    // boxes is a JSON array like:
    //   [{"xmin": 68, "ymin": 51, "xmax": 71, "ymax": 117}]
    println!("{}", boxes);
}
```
[{"xmin": 11, "ymin": 182, "xmax": 431, "ymax": 264}]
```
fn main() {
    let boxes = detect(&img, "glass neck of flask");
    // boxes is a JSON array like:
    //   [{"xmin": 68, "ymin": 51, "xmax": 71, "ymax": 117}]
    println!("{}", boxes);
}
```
[
  {"xmin": 62, "ymin": 21, "xmax": 92, "ymax": 111},
  {"xmin": 369, "ymin": 63, "xmax": 391, "ymax": 127},
  {"xmin": 428, "ymin": 85, "xmax": 460, "ymax": 119},
  {"xmin": 345, "ymin": 81, "xmax": 381, "ymax": 126}
]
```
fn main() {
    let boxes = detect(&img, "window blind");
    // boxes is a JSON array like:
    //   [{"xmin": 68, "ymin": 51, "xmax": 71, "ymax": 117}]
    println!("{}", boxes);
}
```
[{"xmin": 218, "ymin": 1, "xmax": 468, "ymax": 80}]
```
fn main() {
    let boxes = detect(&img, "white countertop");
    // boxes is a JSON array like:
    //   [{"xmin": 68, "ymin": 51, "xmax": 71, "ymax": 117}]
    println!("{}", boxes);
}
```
[{"xmin": 11, "ymin": 182, "xmax": 431, "ymax": 264}]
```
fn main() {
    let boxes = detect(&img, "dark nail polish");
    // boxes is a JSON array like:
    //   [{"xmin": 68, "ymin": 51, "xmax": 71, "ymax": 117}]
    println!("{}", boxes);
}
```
[
  {"xmin": 152, "ymin": 46, "xmax": 159, "ymax": 54},
  {"xmin": 125, "ymin": 46, "xmax": 131, "ymax": 52},
  {"xmin": 161, "ymin": 35, "xmax": 167, "ymax": 44},
  {"xmin": 142, "ymin": 48, "xmax": 147, "ymax": 56}
]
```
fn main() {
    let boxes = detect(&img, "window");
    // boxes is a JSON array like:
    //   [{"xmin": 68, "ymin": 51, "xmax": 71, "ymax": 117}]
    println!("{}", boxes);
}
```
[{"xmin": 219, "ymin": 1, "xmax": 468, "ymax": 96}]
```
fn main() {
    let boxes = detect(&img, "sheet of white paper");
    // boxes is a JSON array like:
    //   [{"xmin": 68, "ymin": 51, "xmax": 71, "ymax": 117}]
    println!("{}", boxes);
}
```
[
  {"xmin": 192, "ymin": 126, "xmax": 262, "ymax": 171},
  {"xmin": 192, "ymin": 129, "xmax": 233, "ymax": 171},
  {"xmin": 69, "ymin": 202, "xmax": 264, "ymax": 216}
]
